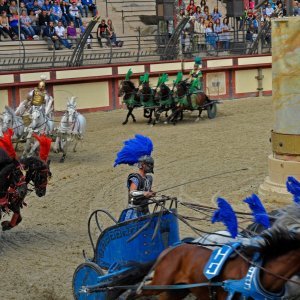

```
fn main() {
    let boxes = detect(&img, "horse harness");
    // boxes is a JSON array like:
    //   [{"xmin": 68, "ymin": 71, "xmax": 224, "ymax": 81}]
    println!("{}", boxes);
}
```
[{"xmin": 203, "ymin": 242, "xmax": 285, "ymax": 300}]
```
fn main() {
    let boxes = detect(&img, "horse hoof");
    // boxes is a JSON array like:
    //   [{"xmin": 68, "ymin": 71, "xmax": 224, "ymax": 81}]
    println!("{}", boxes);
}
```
[
  {"xmin": 164, "ymin": 121, "xmax": 168, "ymax": 125},
  {"xmin": 195, "ymin": 118, "xmax": 200, "ymax": 122},
  {"xmin": 122, "ymin": 122, "xmax": 127, "ymax": 125},
  {"xmin": 133, "ymin": 119, "xmax": 136, "ymax": 123},
  {"xmin": 60, "ymin": 158, "xmax": 65, "ymax": 163},
  {"xmin": 1, "ymin": 221, "xmax": 12, "ymax": 231}
]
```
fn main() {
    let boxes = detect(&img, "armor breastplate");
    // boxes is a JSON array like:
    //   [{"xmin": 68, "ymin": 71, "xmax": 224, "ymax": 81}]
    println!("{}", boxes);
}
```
[{"xmin": 31, "ymin": 88, "xmax": 45, "ymax": 106}]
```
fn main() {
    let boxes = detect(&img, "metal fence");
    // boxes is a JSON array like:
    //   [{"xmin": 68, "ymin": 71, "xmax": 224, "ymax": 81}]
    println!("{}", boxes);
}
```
[{"xmin": 0, "ymin": 27, "xmax": 271, "ymax": 72}]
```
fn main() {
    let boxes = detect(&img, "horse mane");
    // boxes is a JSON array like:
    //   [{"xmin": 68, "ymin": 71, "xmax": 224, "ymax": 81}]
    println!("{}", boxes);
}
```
[
  {"xmin": 0, "ymin": 163, "xmax": 15, "ymax": 194},
  {"xmin": 124, "ymin": 80, "xmax": 136, "ymax": 90},
  {"xmin": 4, "ymin": 105, "xmax": 16, "ymax": 117},
  {"xmin": 21, "ymin": 156, "xmax": 47, "ymax": 171},
  {"xmin": 258, "ymin": 205, "xmax": 300, "ymax": 257}
]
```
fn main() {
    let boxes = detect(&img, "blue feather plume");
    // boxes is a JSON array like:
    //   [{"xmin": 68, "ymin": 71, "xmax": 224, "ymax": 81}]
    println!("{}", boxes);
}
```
[
  {"xmin": 114, "ymin": 134, "xmax": 153, "ymax": 167},
  {"xmin": 286, "ymin": 176, "xmax": 300, "ymax": 204},
  {"xmin": 243, "ymin": 194, "xmax": 270, "ymax": 229},
  {"xmin": 212, "ymin": 198, "xmax": 238, "ymax": 238}
]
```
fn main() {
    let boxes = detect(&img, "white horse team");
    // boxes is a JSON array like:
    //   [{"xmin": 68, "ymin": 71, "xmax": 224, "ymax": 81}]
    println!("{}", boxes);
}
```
[{"xmin": 0, "ymin": 96, "xmax": 86, "ymax": 163}]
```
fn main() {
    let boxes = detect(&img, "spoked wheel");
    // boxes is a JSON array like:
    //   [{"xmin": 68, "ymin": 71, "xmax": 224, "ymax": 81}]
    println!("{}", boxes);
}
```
[
  {"xmin": 72, "ymin": 262, "xmax": 106, "ymax": 300},
  {"xmin": 207, "ymin": 102, "xmax": 217, "ymax": 119}
]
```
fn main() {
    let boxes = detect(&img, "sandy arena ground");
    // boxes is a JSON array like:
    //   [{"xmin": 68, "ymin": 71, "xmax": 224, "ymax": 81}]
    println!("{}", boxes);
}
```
[{"xmin": 1, "ymin": 96, "xmax": 285, "ymax": 300}]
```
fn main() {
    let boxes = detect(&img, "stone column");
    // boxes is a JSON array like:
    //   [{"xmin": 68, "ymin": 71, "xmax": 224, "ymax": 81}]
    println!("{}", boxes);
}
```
[{"xmin": 259, "ymin": 17, "xmax": 300, "ymax": 203}]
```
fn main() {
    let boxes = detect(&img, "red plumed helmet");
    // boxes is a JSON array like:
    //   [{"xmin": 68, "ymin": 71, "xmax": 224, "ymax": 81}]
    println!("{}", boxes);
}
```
[
  {"xmin": 33, "ymin": 133, "xmax": 52, "ymax": 162},
  {"xmin": 0, "ymin": 128, "xmax": 17, "ymax": 159}
]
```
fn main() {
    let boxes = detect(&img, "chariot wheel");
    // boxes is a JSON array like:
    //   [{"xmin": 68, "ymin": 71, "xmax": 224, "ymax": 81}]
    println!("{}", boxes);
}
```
[
  {"xmin": 72, "ymin": 261, "xmax": 107, "ymax": 300},
  {"xmin": 207, "ymin": 102, "xmax": 217, "ymax": 119}
]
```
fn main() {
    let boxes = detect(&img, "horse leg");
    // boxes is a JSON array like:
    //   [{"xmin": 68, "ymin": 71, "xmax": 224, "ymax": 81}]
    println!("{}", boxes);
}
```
[
  {"xmin": 195, "ymin": 109, "xmax": 203, "ymax": 122},
  {"xmin": 153, "ymin": 108, "xmax": 162, "ymax": 125},
  {"xmin": 147, "ymin": 109, "xmax": 154, "ymax": 125},
  {"xmin": 60, "ymin": 135, "xmax": 69, "ymax": 163},
  {"xmin": 2, "ymin": 212, "xmax": 22, "ymax": 231},
  {"xmin": 123, "ymin": 108, "xmax": 132, "ymax": 125},
  {"xmin": 130, "ymin": 107, "xmax": 136, "ymax": 123},
  {"xmin": 73, "ymin": 137, "xmax": 78, "ymax": 152}
]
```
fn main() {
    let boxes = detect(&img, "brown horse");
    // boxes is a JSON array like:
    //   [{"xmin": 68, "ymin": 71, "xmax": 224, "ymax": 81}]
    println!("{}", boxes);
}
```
[
  {"xmin": 140, "ymin": 239, "xmax": 300, "ymax": 299},
  {"xmin": 166, "ymin": 80, "xmax": 213, "ymax": 125}
]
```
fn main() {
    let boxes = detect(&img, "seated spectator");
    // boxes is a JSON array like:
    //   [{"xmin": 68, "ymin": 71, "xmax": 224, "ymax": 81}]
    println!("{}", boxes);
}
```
[
  {"xmin": 80, "ymin": 20, "xmax": 92, "ymax": 48},
  {"xmin": 186, "ymin": 0, "xmax": 196, "ymax": 14},
  {"xmin": 20, "ymin": 2, "xmax": 28, "ymax": 15},
  {"xmin": 60, "ymin": 2, "xmax": 70, "ymax": 26},
  {"xmin": 51, "ymin": 0, "xmax": 63, "ymax": 23},
  {"xmin": 32, "ymin": 0, "xmax": 42, "ymax": 16},
  {"xmin": 69, "ymin": 2, "xmax": 82, "ymax": 27},
  {"xmin": 9, "ymin": 1, "xmax": 18, "ymax": 16},
  {"xmin": 20, "ymin": 10, "xmax": 36, "ymax": 39},
  {"xmin": 204, "ymin": 14, "xmax": 213, "ymax": 27},
  {"xmin": 55, "ymin": 20, "xmax": 72, "ymax": 48},
  {"xmin": 81, "ymin": 0, "xmax": 97, "ymax": 17},
  {"xmin": 177, "ymin": 8, "xmax": 186, "ymax": 23},
  {"xmin": 67, "ymin": 20, "xmax": 78, "ymax": 47},
  {"xmin": 293, "ymin": 0, "xmax": 299, "ymax": 15},
  {"xmin": 107, "ymin": 19, "xmax": 117, "ymax": 46},
  {"xmin": 265, "ymin": 3, "xmax": 274, "ymax": 16},
  {"xmin": 42, "ymin": 0, "xmax": 52, "ymax": 13},
  {"xmin": 38, "ymin": 9, "xmax": 50, "ymax": 36},
  {"xmin": 76, "ymin": 0, "xmax": 85, "ymax": 18},
  {"xmin": 9, "ymin": 11, "xmax": 21, "ymax": 38},
  {"xmin": 0, "ymin": 10, "xmax": 15, "ymax": 39},
  {"xmin": 43, "ymin": 20, "xmax": 60, "ymax": 50},
  {"xmin": 0, "ymin": 0, "xmax": 9, "ymax": 16},
  {"xmin": 28, "ymin": 10, "xmax": 40, "ymax": 36},
  {"xmin": 97, "ymin": 18, "xmax": 108, "ymax": 47}
]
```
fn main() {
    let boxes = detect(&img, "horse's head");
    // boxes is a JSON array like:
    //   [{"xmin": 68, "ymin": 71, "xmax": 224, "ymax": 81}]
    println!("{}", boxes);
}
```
[
  {"xmin": 66, "ymin": 97, "xmax": 77, "ymax": 124},
  {"xmin": 2, "ymin": 106, "xmax": 14, "ymax": 132},
  {"xmin": 30, "ymin": 106, "xmax": 44, "ymax": 129},
  {"xmin": 21, "ymin": 157, "xmax": 51, "ymax": 197},
  {"xmin": 155, "ymin": 83, "xmax": 171, "ymax": 100},
  {"xmin": 118, "ymin": 80, "xmax": 136, "ymax": 97},
  {"xmin": 174, "ymin": 80, "xmax": 188, "ymax": 98}
]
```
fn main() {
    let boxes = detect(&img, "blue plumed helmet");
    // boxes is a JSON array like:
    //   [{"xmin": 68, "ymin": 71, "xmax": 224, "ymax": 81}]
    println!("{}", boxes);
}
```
[{"xmin": 114, "ymin": 134, "xmax": 153, "ymax": 167}]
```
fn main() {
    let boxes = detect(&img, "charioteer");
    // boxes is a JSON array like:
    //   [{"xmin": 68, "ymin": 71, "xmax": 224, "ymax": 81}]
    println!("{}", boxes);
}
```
[
  {"xmin": 15, "ymin": 75, "xmax": 54, "ymax": 120},
  {"xmin": 114, "ymin": 134, "xmax": 156, "ymax": 220}
]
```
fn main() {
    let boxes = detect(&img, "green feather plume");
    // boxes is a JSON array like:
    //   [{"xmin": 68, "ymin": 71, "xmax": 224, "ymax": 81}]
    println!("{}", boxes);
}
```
[
  {"xmin": 140, "ymin": 73, "xmax": 149, "ymax": 83},
  {"xmin": 174, "ymin": 72, "xmax": 183, "ymax": 85},
  {"xmin": 191, "ymin": 78, "xmax": 199, "ymax": 89},
  {"xmin": 125, "ymin": 68, "xmax": 133, "ymax": 80}
]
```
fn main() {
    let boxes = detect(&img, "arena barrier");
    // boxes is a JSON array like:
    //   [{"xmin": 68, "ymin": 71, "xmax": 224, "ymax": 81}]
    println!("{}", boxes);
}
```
[{"xmin": 0, "ymin": 54, "xmax": 272, "ymax": 113}]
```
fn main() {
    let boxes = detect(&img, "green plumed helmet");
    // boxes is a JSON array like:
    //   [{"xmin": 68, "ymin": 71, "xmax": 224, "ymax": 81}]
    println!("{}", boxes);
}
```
[
  {"xmin": 125, "ymin": 68, "xmax": 133, "ymax": 80},
  {"xmin": 157, "ymin": 73, "xmax": 169, "ymax": 86},
  {"xmin": 194, "ymin": 56, "xmax": 202, "ymax": 66}
]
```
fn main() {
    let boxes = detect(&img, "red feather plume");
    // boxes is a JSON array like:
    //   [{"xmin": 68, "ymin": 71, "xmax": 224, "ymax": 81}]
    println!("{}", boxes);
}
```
[
  {"xmin": 0, "ymin": 128, "xmax": 17, "ymax": 159},
  {"xmin": 33, "ymin": 133, "xmax": 52, "ymax": 162}
]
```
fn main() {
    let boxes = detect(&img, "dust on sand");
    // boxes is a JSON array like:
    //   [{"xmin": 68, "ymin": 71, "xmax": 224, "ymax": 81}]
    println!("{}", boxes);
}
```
[{"xmin": 1, "ymin": 96, "xmax": 280, "ymax": 299}]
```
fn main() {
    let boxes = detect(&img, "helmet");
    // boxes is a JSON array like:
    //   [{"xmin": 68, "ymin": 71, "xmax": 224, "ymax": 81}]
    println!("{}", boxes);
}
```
[
  {"xmin": 138, "ymin": 155, "xmax": 154, "ymax": 174},
  {"xmin": 38, "ymin": 80, "xmax": 46, "ymax": 90}
]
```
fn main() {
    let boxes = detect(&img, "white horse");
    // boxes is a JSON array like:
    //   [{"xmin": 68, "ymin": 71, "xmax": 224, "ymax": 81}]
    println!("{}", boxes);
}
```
[
  {"xmin": 53, "ymin": 97, "xmax": 86, "ymax": 163},
  {"xmin": 22, "ymin": 105, "xmax": 54, "ymax": 158},
  {"xmin": 1, "ymin": 106, "xmax": 25, "ymax": 141}
]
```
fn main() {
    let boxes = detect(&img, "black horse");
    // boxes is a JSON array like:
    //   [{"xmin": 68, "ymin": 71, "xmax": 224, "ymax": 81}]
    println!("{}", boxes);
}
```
[
  {"xmin": 118, "ymin": 80, "xmax": 141, "ymax": 125},
  {"xmin": 152, "ymin": 82, "xmax": 176, "ymax": 125},
  {"xmin": 0, "ymin": 150, "xmax": 28, "ymax": 231},
  {"xmin": 21, "ymin": 157, "xmax": 52, "ymax": 198},
  {"xmin": 137, "ymin": 81, "xmax": 158, "ymax": 125},
  {"xmin": 166, "ymin": 80, "xmax": 212, "ymax": 125}
]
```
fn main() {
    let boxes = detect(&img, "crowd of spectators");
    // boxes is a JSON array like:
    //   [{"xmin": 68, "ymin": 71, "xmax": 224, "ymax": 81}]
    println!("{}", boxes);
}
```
[
  {"xmin": 177, "ymin": 0, "xmax": 231, "ymax": 53},
  {"xmin": 177, "ymin": 0, "xmax": 299, "ymax": 54},
  {"xmin": 0, "ymin": 0, "xmax": 97, "ymax": 47}
]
